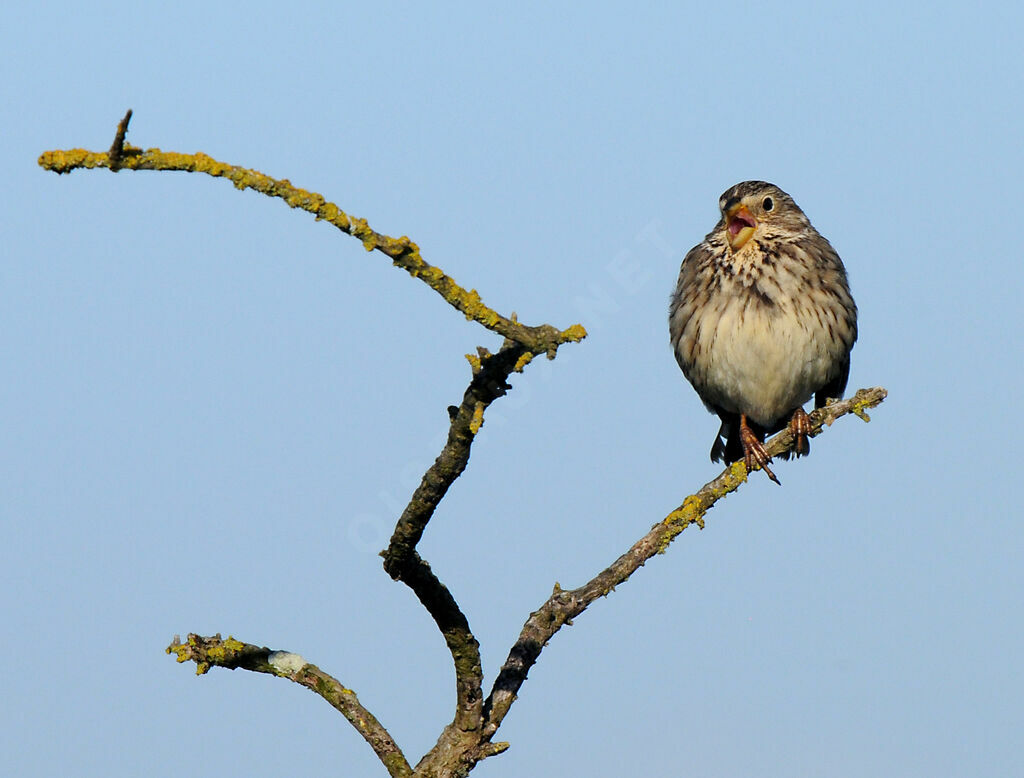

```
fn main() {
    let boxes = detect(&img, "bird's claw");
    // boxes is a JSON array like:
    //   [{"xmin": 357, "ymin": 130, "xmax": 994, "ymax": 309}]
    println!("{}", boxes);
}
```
[
  {"xmin": 740, "ymin": 416, "xmax": 780, "ymax": 485},
  {"xmin": 788, "ymin": 407, "xmax": 812, "ymax": 458}
]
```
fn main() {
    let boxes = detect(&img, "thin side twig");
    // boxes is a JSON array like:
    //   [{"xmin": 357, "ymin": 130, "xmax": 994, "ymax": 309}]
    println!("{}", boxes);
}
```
[
  {"xmin": 167, "ymin": 634, "xmax": 413, "ymax": 778},
  {"xmin": 106, "ymin": 108, "xmax": 134, "ymax": 169}
]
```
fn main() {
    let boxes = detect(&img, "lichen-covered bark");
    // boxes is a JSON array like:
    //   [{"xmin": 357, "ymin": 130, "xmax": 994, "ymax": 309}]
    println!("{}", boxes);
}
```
[
  {"xmin": 481, "ymin": 387, "xmax": 888, "ymax": 737},
  {"xmin": 167, "ymin": 634, "xmax": 413, "ymax": 778},
  {"xmin": 37, "ymin": 114, "xmax": 585, "ymax": 356}
]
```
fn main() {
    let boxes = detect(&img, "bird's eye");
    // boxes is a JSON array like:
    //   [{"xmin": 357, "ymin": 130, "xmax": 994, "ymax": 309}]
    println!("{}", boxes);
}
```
[{"xmin": 762, "ymin": 197, "xmax": 774, "ymax": 212}]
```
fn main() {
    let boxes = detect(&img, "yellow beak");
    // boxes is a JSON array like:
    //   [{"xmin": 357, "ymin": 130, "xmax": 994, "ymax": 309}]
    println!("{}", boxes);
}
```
[{"xmin": 725, "ymin": 203, "xmax": 756, "ymax": 251}]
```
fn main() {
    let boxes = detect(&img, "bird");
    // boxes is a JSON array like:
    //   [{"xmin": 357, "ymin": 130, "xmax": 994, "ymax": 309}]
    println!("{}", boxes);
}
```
[{"xmin": 669, "ymin": 181, "xmax": 857, "ymax": 484}]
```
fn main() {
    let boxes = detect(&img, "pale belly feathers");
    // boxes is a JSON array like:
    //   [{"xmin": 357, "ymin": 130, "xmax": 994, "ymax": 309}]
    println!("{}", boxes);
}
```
[{"xmin": 674, "ymin": 294, "xmax": 843, "ymax": 427}]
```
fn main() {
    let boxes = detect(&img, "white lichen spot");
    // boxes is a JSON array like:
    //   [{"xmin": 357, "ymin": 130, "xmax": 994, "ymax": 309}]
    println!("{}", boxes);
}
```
[{"xmin": 268, "ymin": 651, "xmax": 307, "ymax": 675}]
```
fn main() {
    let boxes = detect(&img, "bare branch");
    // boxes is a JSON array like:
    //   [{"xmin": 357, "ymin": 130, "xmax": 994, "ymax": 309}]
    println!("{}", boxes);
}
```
[
  {"xmin": 167, "ymin": 634, "xmax": 412, "ymax": 778},
  {"xmin": 380, "ymin": 342, "xmax": 540, "ymax": 772},
  {"xmin": 481, "ymin": 387, "xmax": 888, "ymax": 738},
  {"xmin": 37, "ymin": 131, "xmax": 585, "ymax": 355},
  {"xmin": 384, "ymin": 342, "xmax": 532, "ymax": 575}
]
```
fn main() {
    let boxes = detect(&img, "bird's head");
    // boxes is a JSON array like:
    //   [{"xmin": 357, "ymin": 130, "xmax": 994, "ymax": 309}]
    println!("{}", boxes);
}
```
[{"xmin": 718, "ymin": 181, "xmax": 804, "ymax": 251}]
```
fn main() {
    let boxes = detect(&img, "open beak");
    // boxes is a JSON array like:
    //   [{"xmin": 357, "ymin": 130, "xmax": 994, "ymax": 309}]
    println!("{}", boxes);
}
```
[{"xmin": 725, "ymin": 204, "xmax": 757, "ymax": 251}]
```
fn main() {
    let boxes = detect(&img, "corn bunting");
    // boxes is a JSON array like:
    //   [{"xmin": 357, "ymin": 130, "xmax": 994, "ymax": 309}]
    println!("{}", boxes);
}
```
[{"xmin": 669, "ymin": 181, "xmax": 857, "ymax": 483}]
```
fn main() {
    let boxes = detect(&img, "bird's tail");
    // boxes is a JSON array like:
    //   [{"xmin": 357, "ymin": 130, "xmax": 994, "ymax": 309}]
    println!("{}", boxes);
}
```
[{"xmin": 710, "ymin": 419, "xmax": 746, "ymax": 464}]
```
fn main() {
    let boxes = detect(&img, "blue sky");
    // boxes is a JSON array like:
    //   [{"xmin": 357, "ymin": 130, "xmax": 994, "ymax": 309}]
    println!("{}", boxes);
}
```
[{"xmin": 3, "ymin": 2, "xmax": 1021, "ymax": 776}]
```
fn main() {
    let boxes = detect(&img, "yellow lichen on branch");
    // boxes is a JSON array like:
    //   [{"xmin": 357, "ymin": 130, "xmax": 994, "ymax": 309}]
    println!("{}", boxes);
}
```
[
  {"xmin": 559, "ymin": 324, "xmax": 588, "ymax": 343},
  {"xmin": 653, "ymin": 387, "xmax": 888, "ymax": 555},
  {"xmin": 512, "ymin": 351, "xmax": 534, "ymax": 373},
  {"xmin": 37, "ymin": 142, "xmax": 583, "ymax": 357},
  {"xmin": 469, "ymin": 402, "xmax": 485, "ymax": 434}
]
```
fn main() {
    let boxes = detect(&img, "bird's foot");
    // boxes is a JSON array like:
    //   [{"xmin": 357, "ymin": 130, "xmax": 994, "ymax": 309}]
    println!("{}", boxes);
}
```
[
  {"xmin": 740, "ymin": 414, "xmax": 780, "ymax": 485},
  {"xmin": 789, "ymin": 407, "xmax": 811, "ymax": 458}
]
